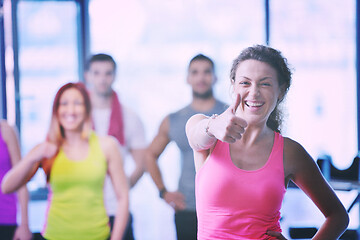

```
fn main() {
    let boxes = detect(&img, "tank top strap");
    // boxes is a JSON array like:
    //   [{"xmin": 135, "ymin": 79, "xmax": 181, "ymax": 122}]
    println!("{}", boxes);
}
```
[
  {"xmin": 88, "ymin": 131, "xmax": 98, "ymax": 152},
  {"xmin": 212, "ymin": 140, "xmax": 229, "ymax": 157},
  {"xmin": 88, "ymin": 131, "xmax": 107, "ymax": 164},
  {"xmin": 268, "ymin": 132, "xmax": 284, "ymax": 168},
  {"xmin": 209, "ymin": 140, "xmax": 234, "ymax": 168}
]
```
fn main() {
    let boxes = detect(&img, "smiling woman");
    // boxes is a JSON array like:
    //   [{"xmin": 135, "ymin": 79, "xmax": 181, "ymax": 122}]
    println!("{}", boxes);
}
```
[
  {"xmin": 57, "ymin": 89, "xmax": 87, "ymax": 132},
  {"xmin": 232, "ymin": 59, "xmax": 282, "ymax": 128},
  {"xmin": 47, "ymin": 84, "xmax": 92, "ymax": 146},
  {"xmin": 229, "ymin": 45, "xmax": 291, "ymax": 133},
  {"xmin": 1, "ymin": 82, "xmax": 129, "ymax": 240},
  {"xmin": 185, "ymin": 45, "xmax": 349, "ymax": 240}
]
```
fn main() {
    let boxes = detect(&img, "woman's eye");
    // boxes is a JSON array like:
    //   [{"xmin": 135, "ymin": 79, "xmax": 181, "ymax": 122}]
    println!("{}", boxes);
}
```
[
  {"xmin": 261, "ymin": 83, "xmax": 271, "ymax": 86},
  {"xmin": 239, "ymin": 81, "xmax": 250, "ymax": 85}
]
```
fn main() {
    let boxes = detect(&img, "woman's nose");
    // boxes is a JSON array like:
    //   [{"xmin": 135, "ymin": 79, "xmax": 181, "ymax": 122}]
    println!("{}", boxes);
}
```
[
  {"xmin": 66, "ymin": 103, "xmax": 76, "ymax": 113},
  {"xmin": 249, "ymin": 85, "xmax": 260, "ymax": 97}
]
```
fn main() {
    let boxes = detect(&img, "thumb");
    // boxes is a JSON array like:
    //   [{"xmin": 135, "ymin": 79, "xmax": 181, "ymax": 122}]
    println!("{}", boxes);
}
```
[{"xmin": 231, "ymin": 93, "xmax": 241, "ymax": 114}]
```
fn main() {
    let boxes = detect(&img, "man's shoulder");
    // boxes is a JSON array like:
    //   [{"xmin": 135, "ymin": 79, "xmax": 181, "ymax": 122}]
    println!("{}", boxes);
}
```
[
  {"xmin": 168, "ymin": 99, "xmax": 228, "ymax": 118},
  {"xmin": 169, "ymin": 104, "xmax": 192, "ymax": 117},
  {"xmin": 214, "ymin": 98, "xmax": 228, "ymax": 108}
]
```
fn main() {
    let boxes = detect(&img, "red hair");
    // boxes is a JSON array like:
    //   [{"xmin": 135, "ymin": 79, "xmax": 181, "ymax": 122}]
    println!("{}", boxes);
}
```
[{"xmin": 47, "ymin": 82, "xmax": 92, "ymax": 146}]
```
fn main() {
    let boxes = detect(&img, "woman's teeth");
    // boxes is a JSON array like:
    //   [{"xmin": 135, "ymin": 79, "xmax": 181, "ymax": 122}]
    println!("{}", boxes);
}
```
[{"xmin": 245, "ymin": 101, "xmax": 263, "ymax": 107}]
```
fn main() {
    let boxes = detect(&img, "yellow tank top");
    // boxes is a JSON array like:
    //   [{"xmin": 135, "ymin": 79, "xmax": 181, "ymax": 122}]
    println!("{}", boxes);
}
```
[{"xmin": 43, "ymin": 132, "xmax": 110, "ymax": 240}]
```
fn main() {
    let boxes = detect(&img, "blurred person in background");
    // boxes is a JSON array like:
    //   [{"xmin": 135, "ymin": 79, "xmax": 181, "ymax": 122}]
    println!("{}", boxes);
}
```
[
  {"xmin": 146, "ymin": 54, "xmax": 227, "ymax": 240},
  {"xmin": 85, "ymin": 54, "xmax": 147, "ymax": 240},
  {"xmin": 1, "ymin": 82, "xmax": 129, "ymax": 240},
  {"xmin": 0, "ymin": 120, "xmax": 32, "ymax": 240},
  {"xmin": 186, "ymin": 45, "xmax": 349, "ymax": 239}
]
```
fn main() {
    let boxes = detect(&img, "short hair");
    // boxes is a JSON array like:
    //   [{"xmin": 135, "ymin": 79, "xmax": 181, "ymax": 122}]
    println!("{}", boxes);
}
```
[
  {"xmin": 47, "ymin": 82, "xmax": 92, "ymax": 146},
  {"xmin": 85, "ymin": 53, "xmax": 117, "ymax": 71},
  {"xmin": 188, "ymin": 54, "xmax": 215, "ymax": 72},
  {"xmin": 230, "ymin": 45, "xmax": 293, "ymax": 133}
]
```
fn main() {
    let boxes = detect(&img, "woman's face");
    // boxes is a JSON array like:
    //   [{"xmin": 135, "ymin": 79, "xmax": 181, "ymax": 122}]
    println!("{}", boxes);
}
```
[
  {"xmin": 57, "ymin": 88, "xmax": 87, "ymax": 132},
  {"xmin": 232, "ymin": 59, "xmax": 283, "ymax": 126}
]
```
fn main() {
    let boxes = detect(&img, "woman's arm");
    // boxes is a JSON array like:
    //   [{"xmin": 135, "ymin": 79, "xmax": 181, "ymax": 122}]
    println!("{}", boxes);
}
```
[
  {"xmin": 284, "ymin": 138, "xmax": 349, "ymax": 240},
  {"xmin": 128, "ymin": 148, "xmax": 146, "ymax": 188},
  {"xmin": 186, "ymin": 94, "xmax": 247, "ymax": 152},
  {"xmin": 186, "ymin": 95, "xmax": 247, "ymax": 172},
  {"xmin": 1, "ymin": 141, "xmax": 57, "ymax": 194},
  {"xmin": 14, "ymin": 187, "xmax": 32, "ymax": 240},
  {"xmin": 1, "ymin": 122, "xmax": 32, "ymax": 240},
  {"xmin": 185, "ymin": 113, "xmax": 217, "ymax": 151},
  {"xmin": 102, "ymin": 136, "xmax": 129, "ymax": 240}
]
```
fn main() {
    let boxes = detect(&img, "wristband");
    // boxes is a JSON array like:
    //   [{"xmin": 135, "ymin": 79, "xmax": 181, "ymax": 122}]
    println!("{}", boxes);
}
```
[
  {"xmin": 205, "ymin": 114, "xmax": 218, "ymax": 137},
  {"xmin": 159, "ymin": 188, "xmax": 167, "ymax": 199}
]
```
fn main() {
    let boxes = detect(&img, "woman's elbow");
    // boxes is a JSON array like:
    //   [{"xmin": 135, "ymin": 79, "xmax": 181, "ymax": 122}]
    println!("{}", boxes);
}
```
[
  {"xmin": 330, "ymin": 207, "xmax": 349, "ymax": 233},
  {"xmin": 1, "ymin": 172, "xmax": 24, "ymax": 194},
  {"xmin": 1, "ymin": 179, "xmax": 13, "ymax": 194},
  {"xmin": 339, "ymin": 210, "xmax": 350, "ymax": 231}
]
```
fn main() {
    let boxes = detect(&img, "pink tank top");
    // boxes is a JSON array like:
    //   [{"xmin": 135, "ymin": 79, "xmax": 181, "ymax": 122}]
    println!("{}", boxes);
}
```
[{"xmin": 195, "ymin": 132, "xmax": 285, "ymax": 240}]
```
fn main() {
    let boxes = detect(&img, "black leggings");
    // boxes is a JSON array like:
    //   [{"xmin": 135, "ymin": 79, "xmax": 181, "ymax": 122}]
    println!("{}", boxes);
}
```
[
  {"xmin": 0, "ymin": 225, "xmax": 17, "ymax": 240},
  {"xmin": 175, "ymin": 210, "xmax": 197, "ymax": 240},
  {"xmin": 109, "ymin": 214, "xmax": 134, "ymax": 240},
  {"xmin": 33, "ymin": 233, "xmax": 110, "ymax": 240}
]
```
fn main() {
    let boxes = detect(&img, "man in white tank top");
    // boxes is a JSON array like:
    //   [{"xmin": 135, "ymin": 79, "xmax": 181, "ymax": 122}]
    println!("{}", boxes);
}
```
[{"xmin": 85, "ymin": 54, "xmax": 147, "ymax": 240}]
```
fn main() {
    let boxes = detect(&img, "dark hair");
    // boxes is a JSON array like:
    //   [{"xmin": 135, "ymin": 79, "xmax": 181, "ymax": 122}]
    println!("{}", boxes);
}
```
[
  {"xmin": 85, "ymin": 53, "xmax": 117, "ymax": 71},
  {"xmin": 188, "ymin": 54, "xmax": 215, "ymax": 72},
  {"xmin": 230, "ymin": 45, "xmax": 292, "ymax": 132}
]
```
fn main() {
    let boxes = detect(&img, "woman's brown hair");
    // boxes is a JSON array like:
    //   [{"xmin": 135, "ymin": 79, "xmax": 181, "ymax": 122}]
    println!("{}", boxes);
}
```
[
  {"xmin": 41, "ymin": 82, "xmax": 92, "ymax": 180},
  {"xmin": 46, "ymin": 82, "xmax": 92, "ymax": 146},
  {"xmin": 230, "ymin": 45, "xmax": 292, "ymax": 133}
]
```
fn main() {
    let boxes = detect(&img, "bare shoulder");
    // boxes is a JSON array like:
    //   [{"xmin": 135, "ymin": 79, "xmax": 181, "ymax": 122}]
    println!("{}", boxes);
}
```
[
  {"xmin": 0, "ymin": 120, "xmax": 17, "ymax": 143},
  {"xmin": 151, "ymin": 115, "xmax": 171, "ymax": 142},
  {"xmin": 98, "ymin": 135, "xmax": 120, "ymax": 155},
  {"xmin": 283, "ymin": 136, "xmax": 316, "ymax": 176},
  {"xmin": 283, "ymin": 137, "xmax": 307, "ymax": 157},
  {"xmin": 0, "ymin": 120, "xmax": 11, "ymax": 133},
  {"xmin": 158, "ymin": 115, "xmax": 170, "ymax": 133}
]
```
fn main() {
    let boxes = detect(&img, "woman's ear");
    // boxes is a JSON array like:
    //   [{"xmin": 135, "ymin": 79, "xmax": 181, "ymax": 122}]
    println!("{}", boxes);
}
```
[
  {"xmin": 278, "ymin": 85, "xmax": 287, "ymax": 103},
  {"xmin": 231, "ymin": 78, "xmax": 236, "ymax": 91},
  {"xmin": 230, "ymin": 83, "xmax": 236, "ymax": 99}
]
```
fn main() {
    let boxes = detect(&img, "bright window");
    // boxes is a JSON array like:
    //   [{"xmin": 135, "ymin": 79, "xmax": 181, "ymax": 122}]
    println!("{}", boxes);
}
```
[
  {"xmin": 271, "ymin": 0, "xmax": 357, "ymax": 169},
  {"xmin": 17, "ymin": 1, "xmax": 78, "ymax": 154}
]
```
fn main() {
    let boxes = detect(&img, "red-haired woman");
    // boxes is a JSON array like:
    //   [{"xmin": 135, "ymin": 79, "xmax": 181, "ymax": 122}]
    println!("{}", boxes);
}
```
[{"xmin": 1, "ymin": 82, "xmax": 129, "ymax": 240}]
